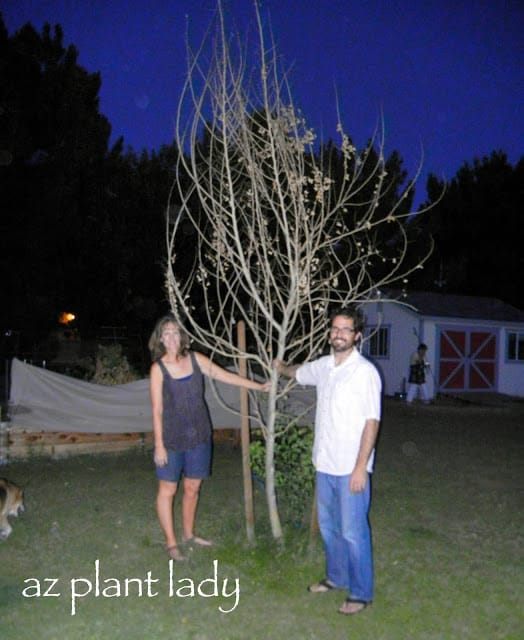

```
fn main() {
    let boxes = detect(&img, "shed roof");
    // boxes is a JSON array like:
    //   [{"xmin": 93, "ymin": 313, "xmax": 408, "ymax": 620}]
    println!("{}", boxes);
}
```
[{"xmin": 384, "ymin": 290, "xmax": 524, "ymax": 323}]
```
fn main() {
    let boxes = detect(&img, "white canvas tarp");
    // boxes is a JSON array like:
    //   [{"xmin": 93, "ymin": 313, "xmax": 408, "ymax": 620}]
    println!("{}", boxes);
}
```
[
  {"xmin": 9, "ymin": 358, "xmax": 316, "ymax": 434},
  {"xmin": 8, "ymin": 358, "xmax": 251, "ymax": 433}
]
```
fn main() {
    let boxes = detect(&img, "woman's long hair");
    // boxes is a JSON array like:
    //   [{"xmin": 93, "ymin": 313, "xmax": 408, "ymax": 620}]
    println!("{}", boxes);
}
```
[{"xmin": 148, "ymin": 315, "xmax": 191, "ymax": 361}]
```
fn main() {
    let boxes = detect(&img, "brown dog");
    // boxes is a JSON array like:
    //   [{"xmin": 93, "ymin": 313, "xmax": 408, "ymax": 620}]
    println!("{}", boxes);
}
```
[{"xmin": 0, "ymin": 478, "xmax": 25, "ymax": 541}]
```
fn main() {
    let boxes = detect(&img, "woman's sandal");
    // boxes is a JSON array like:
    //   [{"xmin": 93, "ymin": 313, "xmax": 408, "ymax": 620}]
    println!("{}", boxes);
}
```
[
  {"xmin": 165, "ymin": 545, "xmax": 186, "ymax": 561},
  {"xmin": 338, "ymin": 598, "xmax": 370, "ymax": 615},
  {"xmin": 183, "ymin": 535, "xmax": 213, "ymax": 548}
]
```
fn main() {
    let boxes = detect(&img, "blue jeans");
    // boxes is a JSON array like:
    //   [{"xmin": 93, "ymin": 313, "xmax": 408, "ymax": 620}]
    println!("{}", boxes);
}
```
[{"xmin": 316, "ymin": 471, "xmax": 374, "ymax": 602}]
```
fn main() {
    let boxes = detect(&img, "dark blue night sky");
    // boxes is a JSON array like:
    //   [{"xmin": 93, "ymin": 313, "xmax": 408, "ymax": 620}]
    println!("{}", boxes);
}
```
[{"xmin": 3, "ymin": 0, "xmax": 523, "ymax": 205}]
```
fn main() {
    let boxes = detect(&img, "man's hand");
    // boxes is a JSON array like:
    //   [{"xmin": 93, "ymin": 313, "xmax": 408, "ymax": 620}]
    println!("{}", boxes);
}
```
[
  {"xmin": 272, "ymin": 359, "xmax": 299, "ymax": 379},
  {"xmin": 349, "ymin": 466, "xmax": 368, "ymax": 493},
  {"xmin": 272, "ymin": 359, "xmax": 284, "ymax": 373}
]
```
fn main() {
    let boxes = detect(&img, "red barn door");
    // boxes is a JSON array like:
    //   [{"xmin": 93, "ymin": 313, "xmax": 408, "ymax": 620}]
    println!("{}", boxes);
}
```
[{"xmin": 438, "ymin": 328, "xmax": 497, "ymax": 392}]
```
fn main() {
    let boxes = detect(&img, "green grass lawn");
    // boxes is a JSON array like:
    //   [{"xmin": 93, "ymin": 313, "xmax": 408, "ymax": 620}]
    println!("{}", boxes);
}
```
[{"xmin": 1, "ymin": 397, "xmax": 523, "ymax": 639}]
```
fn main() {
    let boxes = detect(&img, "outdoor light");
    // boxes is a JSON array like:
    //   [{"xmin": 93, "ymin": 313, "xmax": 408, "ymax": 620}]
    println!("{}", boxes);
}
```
[{"xmin": 58, "ymin": 312, "xmax": 76, "ymax": 325}]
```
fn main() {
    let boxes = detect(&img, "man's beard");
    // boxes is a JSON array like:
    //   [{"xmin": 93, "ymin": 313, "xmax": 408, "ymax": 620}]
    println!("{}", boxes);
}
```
[{"xmin": 331, "ymin": 339, "xmax": 353, "ymax": 353}]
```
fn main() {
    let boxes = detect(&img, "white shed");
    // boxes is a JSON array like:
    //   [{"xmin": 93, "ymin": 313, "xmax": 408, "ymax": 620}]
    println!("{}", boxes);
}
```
[{"xmin": 361, "ymin": 290, "xmax": 524, "ymax": 399}]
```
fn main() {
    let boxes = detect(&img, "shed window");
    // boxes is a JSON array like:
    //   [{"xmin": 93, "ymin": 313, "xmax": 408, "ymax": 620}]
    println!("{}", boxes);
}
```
[
  {"xmin": 507, "ymin": 332, "xmax": 524, "ymax": 362},
  {"xmin": 367, "ymin": 326, "xmax": 389, "ymax": 358}
]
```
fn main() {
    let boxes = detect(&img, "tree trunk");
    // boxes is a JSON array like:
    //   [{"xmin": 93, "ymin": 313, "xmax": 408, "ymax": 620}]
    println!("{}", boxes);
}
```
[{"xmin": 264, "ymin": 427, "xmax": 283, "ymax": 541}]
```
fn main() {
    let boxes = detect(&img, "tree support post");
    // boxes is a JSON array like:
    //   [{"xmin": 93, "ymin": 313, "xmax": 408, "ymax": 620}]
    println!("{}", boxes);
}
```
[
  {"xmin": 308, "ymin": 481, "xmax": 319, "ymax": 549},
  {"xmin": 237, "ymin": 320, "xmax": 255, "ymax": 543}
]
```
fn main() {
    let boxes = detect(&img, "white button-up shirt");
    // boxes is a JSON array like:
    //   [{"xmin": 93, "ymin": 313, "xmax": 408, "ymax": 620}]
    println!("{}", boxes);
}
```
[{"xmin": 296, "ymin": 349, "xmax": 382, "ymax": 476}]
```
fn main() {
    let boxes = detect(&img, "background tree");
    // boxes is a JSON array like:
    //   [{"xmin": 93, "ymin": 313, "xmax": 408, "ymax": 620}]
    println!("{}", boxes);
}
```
[
  {"xmin": 166, "ymin": 2, "xmax": 432, "ymax": 540},
  {"xmin": 0, "ymin": 19, "xmax": 112, "ymax": 329},
  {"xmin": 0, "ymin": 16, "xmax": 172, "ymax": 339},
  {"xmin": 413, "ymin": 151, "xmax": 523, "ymax": 309},
  {"xmin": 95, "ymin": 142, "xmax": 180, "ymax": 331}
]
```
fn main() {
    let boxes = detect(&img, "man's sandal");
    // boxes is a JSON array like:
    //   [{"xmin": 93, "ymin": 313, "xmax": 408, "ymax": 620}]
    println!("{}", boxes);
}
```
[
  {"xmin": 338, "ymin": 598, "xmax": 370, "ymax": 615},
  {"xmin": 308, "ymin": 579, "xmax": 339, "ymax": 593},
  {"xmin": 165, "ymin": 545, "xmax": 186, "ymax": 561}
]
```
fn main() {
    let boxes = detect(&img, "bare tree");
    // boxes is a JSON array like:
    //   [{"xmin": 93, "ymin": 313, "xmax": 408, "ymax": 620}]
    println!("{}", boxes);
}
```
[{"xmin": 166, "ymin": 2, "xmax": 432, "ymax": 540}]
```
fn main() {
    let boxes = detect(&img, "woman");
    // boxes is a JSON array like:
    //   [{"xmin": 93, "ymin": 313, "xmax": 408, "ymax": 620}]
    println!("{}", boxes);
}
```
[{"xmin": 149, "ymin": 314, "xmax": 270, "ymax": 560}]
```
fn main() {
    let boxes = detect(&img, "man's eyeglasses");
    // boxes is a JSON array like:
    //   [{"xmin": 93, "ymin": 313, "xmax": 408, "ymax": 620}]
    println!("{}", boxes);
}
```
[{"xmin": 330, "ymin": 327, "xmax": 356, "ymax": 336}]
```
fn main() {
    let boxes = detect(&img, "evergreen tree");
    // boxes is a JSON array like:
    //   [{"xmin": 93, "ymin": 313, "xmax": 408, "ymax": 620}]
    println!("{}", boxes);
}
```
[
  {"xmin": 0, "ymin": 17, "xmax": 176, "ymax": 334},
  {"xmin": 0, "ymin": 18, "xmax": 112, "ymax": 329},
  {"xmin": 414, "ymin": 151, "xmax": 523, "ymax": 309}
]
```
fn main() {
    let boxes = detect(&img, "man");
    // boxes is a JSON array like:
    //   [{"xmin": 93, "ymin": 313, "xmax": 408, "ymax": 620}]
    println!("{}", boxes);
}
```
[
  {"xmin": 274, "ymin": 306, "xmax": 381, "ymax": 615},
  {"xmin": 406, "ymin": 343, "xmax": 431, "ymax": 404}
]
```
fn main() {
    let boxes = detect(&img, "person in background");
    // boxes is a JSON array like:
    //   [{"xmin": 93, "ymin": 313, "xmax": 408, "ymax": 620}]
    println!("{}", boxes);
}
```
[
  {"xmin": 406, "ymin": 343, "xmax": 431, "ymax": 404},
  {"xmin": 273, "ymin": 306, "xmax": 382, "ymax": 616},
  {"xmin": 149, "ymin": 314, "xmax": 270, "ymax": 561}
]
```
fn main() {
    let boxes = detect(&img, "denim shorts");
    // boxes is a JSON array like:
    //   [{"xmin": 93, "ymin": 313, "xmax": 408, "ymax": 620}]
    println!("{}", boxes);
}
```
[{"xmin": 156, "ymin": 440, "xmax": 212, "ymax": 482}]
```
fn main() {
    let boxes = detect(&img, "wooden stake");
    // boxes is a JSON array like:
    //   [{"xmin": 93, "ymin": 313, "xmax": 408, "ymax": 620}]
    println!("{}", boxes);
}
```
[
  {"xmin": 308, "ymin": 481, "xmax": 319, "ymax": 548},
  {"xmin": 237, "ymin": 320, "xmax": 255, "ymax": 543}
]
